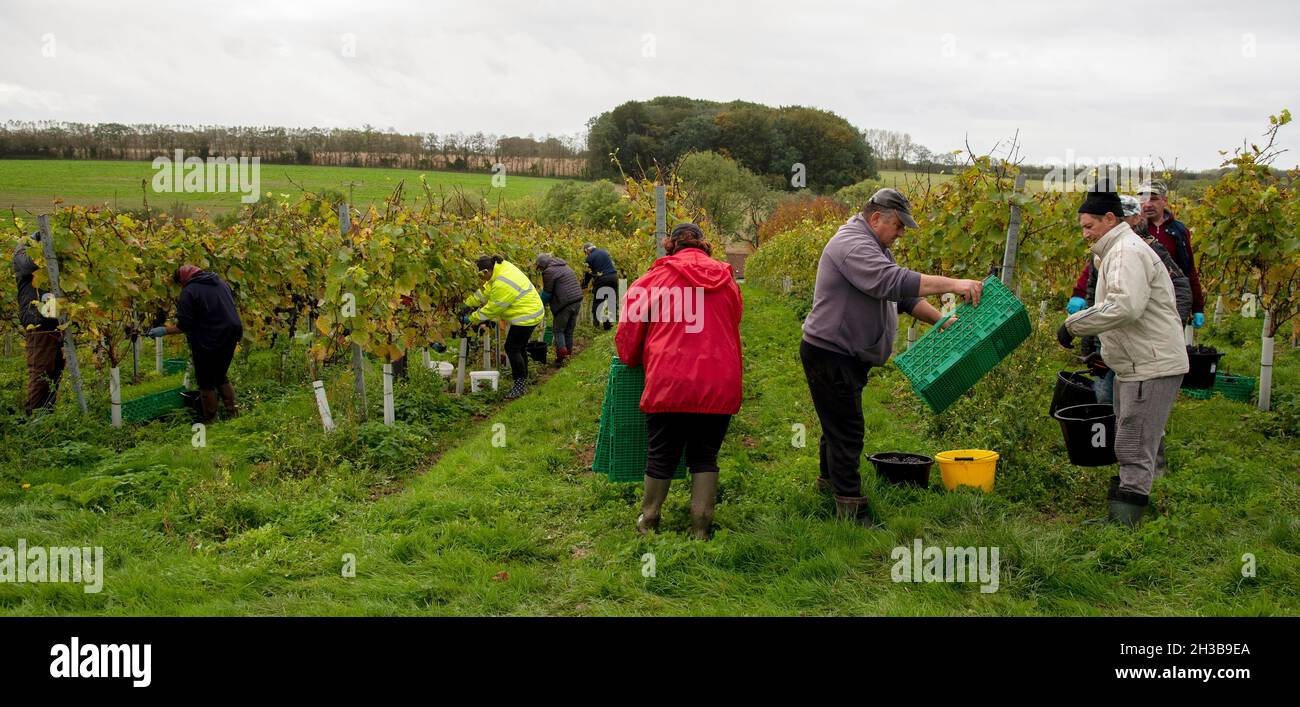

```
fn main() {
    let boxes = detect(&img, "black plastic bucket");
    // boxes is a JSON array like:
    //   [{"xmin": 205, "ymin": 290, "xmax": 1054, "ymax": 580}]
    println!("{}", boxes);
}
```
[
  {"xmin": 1182, "ymin": 345, "xmax": 1224, "ymax": 389},
  {"xmin": 525, "ymin": 340, "xmax": 548, "ymax": 364},
  {"xmin": 1049, "ymin": 370, "xmax": 1096, "ymax": 416},
  {"xmin": 868, "ymin": 452, "xmax": 934, "ymax": 487},
  {"xmin": 1052, "ymin": 403, "xmax": 1117, "ymax": 466}
]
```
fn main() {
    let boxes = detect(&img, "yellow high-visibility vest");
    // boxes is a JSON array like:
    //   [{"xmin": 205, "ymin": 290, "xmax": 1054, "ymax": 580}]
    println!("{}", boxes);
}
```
[{"xmin": 462, "ymin": 260, "xmax": 544, "ymax": 326}]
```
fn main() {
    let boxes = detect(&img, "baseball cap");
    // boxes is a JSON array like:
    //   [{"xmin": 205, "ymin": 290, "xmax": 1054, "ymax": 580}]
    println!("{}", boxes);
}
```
[
  {"xmin": 868, "ymin": 188, "xmax": 919, "ymax": 229},
  {"xmin": 1119, "ymin": 195, "xmax": 1142, "ymax": 217},
  {"xmin": 1137, "ymin": 180, "xmax": 1168, "ymax": 197}
]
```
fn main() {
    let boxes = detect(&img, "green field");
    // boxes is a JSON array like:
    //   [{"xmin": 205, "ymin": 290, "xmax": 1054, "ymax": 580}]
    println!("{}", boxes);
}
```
[
  {"xmin": 1, "ymin": 285, "xmax": 1296, "ymax": 615},
  {"xmin": 0, "ymin": 159, "xmax": 569, "ymax": 216}
]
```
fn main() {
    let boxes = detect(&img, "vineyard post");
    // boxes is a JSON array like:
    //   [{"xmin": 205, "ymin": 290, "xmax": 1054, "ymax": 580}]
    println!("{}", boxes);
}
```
[
  {"xmin": 340, "ymin": 202, "xmax": 367, "ymax": 416},
  {"xmin": 655, "ymin": 185, "xmax": 667, "ymax": 258},
  {"xmin": 382, "ymin": 362, "xmax": 395, "ymax": 425},
  {"xmin": 1000, "ymin": 174, "xmax": 1026, "ymax": 288},
  {"xmin": 1213, "ymin": 295, "xmax": 1224, "ymax": 327},
  {"xmin": 482, "ymin": 328, "xmax": 490, "ymax": 370},
  {"xmin": 37, "ymin": 214, "xmax": 87, "ymax": 414},
  {"xmin": 421, "ymin": 348, "xmax": 431, "ymax": 370},
  {"xmin": 312, "ymin": 380, "xmax": 336, "ymax": 432},
  {"xmin": 109, "ymin": 366, "xmax": 122, "ymax": 427},
  {"xmin": 155, "ymin": 336, "xmax": 163, "ymax": 374},
  {"xmin": 455, "ymin": 336, "xmax": 468, "ymax": 395},
  {"xmin": 1259, "ymin": 309, "xmax": 1274, "ymax": 412}
]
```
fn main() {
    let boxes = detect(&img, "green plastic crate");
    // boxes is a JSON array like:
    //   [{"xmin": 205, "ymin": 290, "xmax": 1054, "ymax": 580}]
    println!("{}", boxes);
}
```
[
  {"xmin": 1213, "ymin": 373, "xmax": 1256, "ymax": 403},
  {"xmin": 1182, "ymin": 387, "xmax": 1214, "ymax": 400},
  {"xmin": 894, "ymin": 276, "xmax": 1031, "ymax": 413},
  {"xmin": 118, "ymin": 386, "xmax": 187, "ymax": 423},
  {"xmin": 593, "ymin": 357, "xmax": 687, "ymax": 483},
  {"xmin": 163, "ymin": 358, "xmax": 188, "ymax": 375}
]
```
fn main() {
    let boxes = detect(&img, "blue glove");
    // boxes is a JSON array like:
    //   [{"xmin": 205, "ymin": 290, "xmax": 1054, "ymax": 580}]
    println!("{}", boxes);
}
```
[
  {"xmin": 1067, "ymin": 297, "xmax": 1087, "ymax": 315},
  {"xmin": 457, "ymin": 313, "xmax": 470, "ymax": 326},
  {"xmin": 146, "ymin": 326, "xmax": 167, "ymax": 338},
  {"xmin": 540, "ymin": 291, "xmax": 552, "ymax": 305},
  {"xmin": 431, "ymin": 342, "xmax": 447, "ymax": 354},
  {"xmin": 1193, "ymin": 312, "xmax": 1204, "ymax": 329}
]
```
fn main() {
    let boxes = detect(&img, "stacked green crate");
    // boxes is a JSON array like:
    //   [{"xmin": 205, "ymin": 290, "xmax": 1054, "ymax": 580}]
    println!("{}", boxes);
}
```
[
  {"xmin": 593, "ymin": 356, "xmax": 686, "ymax": 482},
  {"xmin": 894, "ymin": 276, "xmax": 1031, "ymax": 413}
]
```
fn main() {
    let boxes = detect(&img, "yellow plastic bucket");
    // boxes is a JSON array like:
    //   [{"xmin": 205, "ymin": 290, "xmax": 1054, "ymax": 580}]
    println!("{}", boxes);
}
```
[{"xmin": 935, "ymin": 449, "xmax": 1000, "ymax": 493}]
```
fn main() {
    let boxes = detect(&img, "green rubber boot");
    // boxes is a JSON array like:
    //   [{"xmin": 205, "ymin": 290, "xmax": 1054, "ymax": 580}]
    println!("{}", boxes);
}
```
[
  {"xmin": 637, "ymin": 477, "xmax": 671, "ymax": 535},
  {"xmin": 689, "ymin": 471, "xmax": 719, "ymax": 540},
  {"xmin": 1087, "ymin": 476, "xmax": 1148, "ymax": 527}
]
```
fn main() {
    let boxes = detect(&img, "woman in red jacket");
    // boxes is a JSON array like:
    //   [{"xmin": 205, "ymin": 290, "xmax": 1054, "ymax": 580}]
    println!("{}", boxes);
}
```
[{"xmin": 615, "ymin": 223, "xmax": 743, "ymax": 540}]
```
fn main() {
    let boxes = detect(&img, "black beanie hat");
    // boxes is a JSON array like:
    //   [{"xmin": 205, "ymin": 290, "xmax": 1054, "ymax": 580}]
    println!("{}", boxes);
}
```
[{"xmin": 1078, "ymin": 189, "xmax": 1123, "ymax": 218}]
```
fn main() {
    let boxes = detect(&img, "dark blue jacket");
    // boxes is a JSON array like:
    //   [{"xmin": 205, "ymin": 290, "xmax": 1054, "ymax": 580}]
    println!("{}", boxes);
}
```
[
  {"xmin": 178, "ymin": 271, "xmax": 243, "ymax": 352},
  {"xmin": 581, "ymin": 248, "xmax": 618, "ymax": 288},
  {"xmin": 12, "ymin": 232, "xmax": 59, "ymax": 332}
]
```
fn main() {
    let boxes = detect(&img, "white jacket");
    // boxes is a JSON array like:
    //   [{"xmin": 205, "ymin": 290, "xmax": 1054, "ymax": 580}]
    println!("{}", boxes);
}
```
[{"xmin": 1065, "ymin": 221, "xmax": 1189, "ymax": 382}]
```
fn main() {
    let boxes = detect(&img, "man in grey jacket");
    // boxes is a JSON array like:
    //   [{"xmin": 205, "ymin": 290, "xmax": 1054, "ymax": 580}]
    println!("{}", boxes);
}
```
[
  {"xmin": 801, "ymin": 188, "xmax": 985, "ymax": 527},
  {"xmin": 12, "ymin": 232, "xmax": 65, "ymax": 416},
  {"xmin": 1058, "ymin": 189, "xmax": 1189, "ymax": 527},
  {"xmin": 1079, "ymin": 194, "xmax": 1192, "ymax": 404}
]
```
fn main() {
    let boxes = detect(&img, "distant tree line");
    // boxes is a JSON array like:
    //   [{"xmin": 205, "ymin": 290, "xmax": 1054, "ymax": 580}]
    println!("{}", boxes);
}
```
[
  {"xmin": 0, "ymin": 121, "xmax": 589, "ymax": 177},
  {"xmin": 585, "ymin": 97, "xmax": 878, "ymax": 192}
]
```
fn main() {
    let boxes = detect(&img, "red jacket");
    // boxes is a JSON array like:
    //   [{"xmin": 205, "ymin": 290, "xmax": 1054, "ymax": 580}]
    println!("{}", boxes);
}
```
[
  {"xmin": 1072, "ymin": 263, "xmax": 1091, "ymax": 300},
  {"xmin": 615, "ymin": 248, "xmax": 743, "ymax": 415}
]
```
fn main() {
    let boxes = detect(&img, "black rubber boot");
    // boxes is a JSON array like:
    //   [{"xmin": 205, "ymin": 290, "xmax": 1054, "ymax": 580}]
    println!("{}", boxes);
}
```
[
  {"xmin": 689, "ymin": 471, "xmax": 719, "ymax": 540},
  {"xmin": 833, "ymin": 494, "xmax": 875, "ymax": 528},
  {"xmin": 637, "ymin": 477, "xmax": 671, "ymax": 535},
  {"xmin": 1107, "ymin": 479, "xmax": 1149, "ymax": 527}
]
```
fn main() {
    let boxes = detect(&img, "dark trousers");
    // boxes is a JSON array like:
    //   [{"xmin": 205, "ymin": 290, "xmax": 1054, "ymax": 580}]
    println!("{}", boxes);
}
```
[
  {"xmin": 504, "ymin": 324, "xmax": 536, "ymax": 381},
  {"xmin": 591, "ymin": 275, "xmax": 619, "ymax": 327},
  {"xmin": 645, "ymin": 412, "xmax": 732, "ymax": 480},
  {"xmin": 24, "ymin": 330, "xmax": 65, "ymax": 415},
  {"xmin": 552, "ymin": 301, "xmax": 579, "ymax": 351},
  {"xmin": 800, "ymin": 340, "xmax": 872, "ymax": 497},
  {"xmin": 192, "ymin": 337, "xmax": 238, "ymax": 391}
]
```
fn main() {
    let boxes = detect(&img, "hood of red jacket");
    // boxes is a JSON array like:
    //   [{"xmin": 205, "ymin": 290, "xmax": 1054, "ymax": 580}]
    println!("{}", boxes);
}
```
[{"xmin": 651, "ymin": 248, "xmax": 733, "ymax": 290}]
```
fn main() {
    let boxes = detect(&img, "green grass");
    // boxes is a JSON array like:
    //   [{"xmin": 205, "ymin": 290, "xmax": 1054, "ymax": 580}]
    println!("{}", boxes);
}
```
[
  {"xmin": 0, "ymin": 159, "xmax": 569, "ymax": 215},
  {"xmin": 0, "ymin": 287, "xmax": 1297, "ymax": 615}
]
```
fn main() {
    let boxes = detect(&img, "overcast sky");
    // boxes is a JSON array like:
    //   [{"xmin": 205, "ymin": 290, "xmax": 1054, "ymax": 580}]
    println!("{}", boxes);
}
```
[{"xmin": 2, "ymin": 0, "xmax": 1297, "ymax": 169}]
